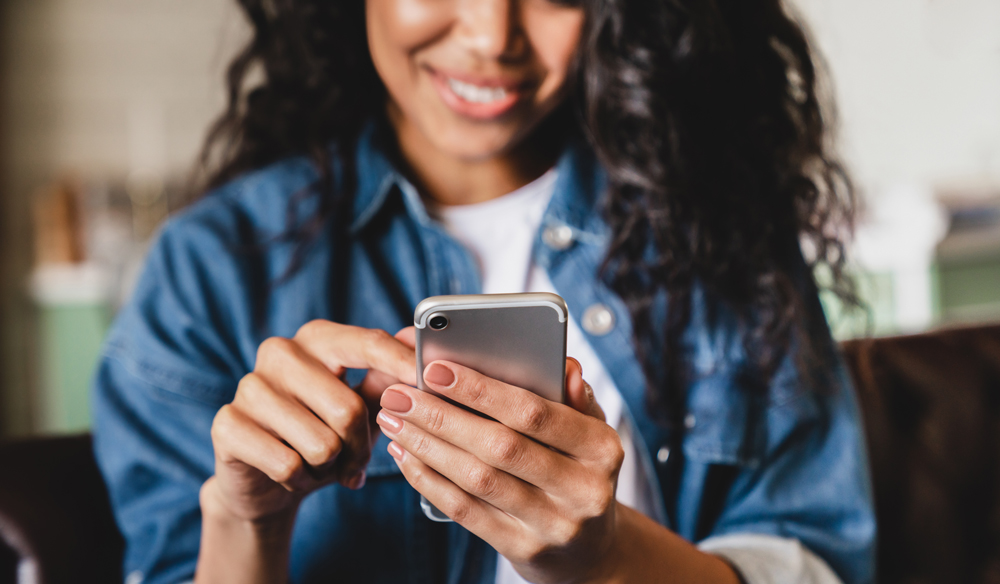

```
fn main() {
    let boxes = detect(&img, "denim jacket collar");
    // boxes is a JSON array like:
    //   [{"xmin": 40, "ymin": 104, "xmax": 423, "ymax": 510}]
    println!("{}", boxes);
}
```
[{"xmin": 347, "ymin": 121, "xmax": 608, "ymax": 241}]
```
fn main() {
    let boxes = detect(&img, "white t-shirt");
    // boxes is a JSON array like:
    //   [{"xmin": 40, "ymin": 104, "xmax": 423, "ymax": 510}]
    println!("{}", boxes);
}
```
[
  {"xmin": 433, "ymin": 170, "xmax": 656, "ymax": 584},
  {"xmin": 431, "ymin": 170, "xmax": 842, "ymax": 584}
]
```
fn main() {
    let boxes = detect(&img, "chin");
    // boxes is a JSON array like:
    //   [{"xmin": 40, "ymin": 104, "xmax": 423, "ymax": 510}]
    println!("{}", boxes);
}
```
[{"xmin": 429, "ymin": 124, "xmax": 524, "ymax": 162}]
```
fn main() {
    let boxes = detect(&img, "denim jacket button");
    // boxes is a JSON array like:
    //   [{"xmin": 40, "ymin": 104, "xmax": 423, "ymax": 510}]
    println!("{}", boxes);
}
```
[
  {"xmin": 656, "ymin": 446, "xmax": 671, "ymax": 464},
  {"xmin": 582, "ymin": 304, "xmax": 615, "ymax": 336},
  {"xmin": 684, "ymin": 413, "xmax": 697, "ymax": 429},
  {"xmin": 542, "ymin": 224, "xmax": 574, "ymax": 250}
]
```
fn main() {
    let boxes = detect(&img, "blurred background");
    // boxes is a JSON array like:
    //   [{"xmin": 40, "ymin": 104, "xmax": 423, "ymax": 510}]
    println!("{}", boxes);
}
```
[{"xmin": 0, "ymin": 0, "xmax": 998, "ymax": 438}]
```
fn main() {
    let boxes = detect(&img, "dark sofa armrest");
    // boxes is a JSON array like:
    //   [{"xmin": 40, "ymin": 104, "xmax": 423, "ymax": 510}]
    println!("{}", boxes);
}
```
[{"xmin": 0, "ymin": 435, "xmax": 122, "ymax": 584}]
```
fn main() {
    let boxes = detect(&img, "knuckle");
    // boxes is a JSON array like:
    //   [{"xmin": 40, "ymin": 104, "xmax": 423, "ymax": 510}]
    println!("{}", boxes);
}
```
[
  {"xmin": 336, "ymin": 391, "xmax": 367, "ymax": 428},
  {"xmin": 304, "ymin": 433, "xmax": 339, "ymax": 466},
  {"xmin": 466, "ymin": 464, "xmax": 502, "ymax": 499},
  {"xmin": 408, "ymin": 432, "xmax": 434, "ymax": 458},
  {"xmin": 406, "ymin": 461, "xmax": 426, "ymax": 487},
  {"xmin": 423, "ymin": 403, "xmax": 447, "ymax": 434},
  {"xmin": 591, "ymin": 483, "xmax": 617, "ymax": 517},
  {"xmin": 598, "ymin": 433, "xmax": 626, "ymax": 475},
  {"xmin": 550, "ymin": 517, "xmax": 585, "ymax": 548},
  {"xmin": 364, "ymin": 327, "xmax": 393, "ymax": 345},
  {"xmin": 362, "ymin": 328, "xmax": 393, "ymax": 357},
  {"xmin": 578, "ymin": 478, "xmax": 616, "ymax": 520},
  {"xmin": 235, "ymin": 373, "xmax": 270, "ymax": 408},
  {"xmin": 464, "ymin": 377, "xmax": 490, "ymax": 405},
  {"xmin": 210, "ymin": 405, "xmax": 235, "ymax": 444},
  {"xmin": 258, "ymin": 335, "xmax": 293, "ymax": 359},
  {"xmin": 487, "ymin": 431, "xmax": 523, "ymax": 468},
  {"xmin": 236, "ymin": 371, "xmax": 259, "ymax": 394},
  {"xmin": 272, "ymin": 452, "xmax": 303, "ymax": 485},
  {"xmin": 294, "ymin": 319, "xmax": 328, "ymax": 342},
  {"xmin": 517, "ymin": 400, "xmax": 550, "ymax": 434},
  {"xmin": 441, "ymin": 492, "xmax": 473, "ymax": 523},
  {"xmin": 256, "ymin": 336, "xmax": 296, "ymax": 369}
]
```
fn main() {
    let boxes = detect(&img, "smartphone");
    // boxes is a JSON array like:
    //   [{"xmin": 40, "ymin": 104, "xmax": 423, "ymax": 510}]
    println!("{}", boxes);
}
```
[{"xmin": 413, "ymin": 292, "xmax": 569, "ymax": 522}]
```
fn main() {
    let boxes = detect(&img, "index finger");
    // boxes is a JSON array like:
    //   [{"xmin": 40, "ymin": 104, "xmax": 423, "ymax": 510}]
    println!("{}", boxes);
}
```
[
  {"xmin": 421, "ymin": 360, "xmax": 612, "ymax": 458},
  {"xmin": 294, "ymin": 321, "xmax": 417, "ymax": 387}
]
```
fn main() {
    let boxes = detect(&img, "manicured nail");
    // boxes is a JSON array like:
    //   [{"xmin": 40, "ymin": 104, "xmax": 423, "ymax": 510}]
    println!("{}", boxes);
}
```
[
  {"xmin": 377, "ymin": 410, "xmax": 403, "ymax": 434},
  {"xmin": 346, "ymin": 471, "xmax": 366, "ymax": 490},
  {"xmin": 424, "ymin": 362, "xmax": 456, "ymax": 388},
  {"xmin": 381, "ymin": 388, "xmax": 413, "ymax": 414},
  {"xmin": 388, "ymin": 441, "xmax": 406, "ymax": 461}
]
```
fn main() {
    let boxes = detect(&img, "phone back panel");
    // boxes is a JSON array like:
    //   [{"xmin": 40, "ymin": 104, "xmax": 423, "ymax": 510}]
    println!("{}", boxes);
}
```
[{"xmin": 415, "ymin": 294, "xmax": 568, "ymax": 403}]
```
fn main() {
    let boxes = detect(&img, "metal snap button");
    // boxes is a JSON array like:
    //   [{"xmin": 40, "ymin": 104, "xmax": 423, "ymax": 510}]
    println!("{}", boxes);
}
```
[
  {"xmin": 656, "ymin": 446, "xmax": 671, "ymax": 464},
  {"xmin": 542, "ymin": 224, "xmax": 574, "ymax": 251},
  {"xmin": 581, "ymin": 304, "xmax": 615, "ymax": 336}
]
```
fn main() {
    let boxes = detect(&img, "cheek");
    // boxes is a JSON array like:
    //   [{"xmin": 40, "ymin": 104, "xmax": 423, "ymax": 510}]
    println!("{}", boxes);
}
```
[
  {"xmin": 366, "ymin": 0, "xmax": 450, "ymax": 96},
  {"xmin": 524, "ymin": 10, "xmax": 585, "ymax": 102}
]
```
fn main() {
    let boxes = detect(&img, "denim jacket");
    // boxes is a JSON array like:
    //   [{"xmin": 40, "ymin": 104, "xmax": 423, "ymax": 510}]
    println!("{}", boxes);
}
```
[{"xmin": 92, "ymin": 124, "xmax": 876, "ymax": 584}]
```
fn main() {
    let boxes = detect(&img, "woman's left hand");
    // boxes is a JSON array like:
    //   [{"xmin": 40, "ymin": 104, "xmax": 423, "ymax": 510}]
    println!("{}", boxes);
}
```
[{"xmin": 375, "ymin": 356, "xmax": 626, "ymax": 584}]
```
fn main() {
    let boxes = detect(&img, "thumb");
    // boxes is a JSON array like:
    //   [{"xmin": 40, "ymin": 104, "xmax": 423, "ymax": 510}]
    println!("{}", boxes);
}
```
[
  {"xmin": 394, "ymin": 326, "xmax": 416, "ymax": 350},
  {"xmin": 565, "ymin": 357, "xmax": 605, "ymax": 423}
]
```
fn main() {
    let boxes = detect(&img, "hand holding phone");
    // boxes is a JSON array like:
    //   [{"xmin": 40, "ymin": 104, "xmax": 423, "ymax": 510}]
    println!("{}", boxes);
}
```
[
  {"xmin": 414, "ymin": 293, "xmax": 569, "ymax": 520},
  {"xmin": 376, "ymin": 310, "xmax": 624, "ymax": 584}
]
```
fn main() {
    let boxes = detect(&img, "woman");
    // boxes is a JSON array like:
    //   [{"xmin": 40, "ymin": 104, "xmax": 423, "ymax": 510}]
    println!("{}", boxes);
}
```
[{"xmin": 93, "ymin": 0, "xmax": 875, "ymax": 583}]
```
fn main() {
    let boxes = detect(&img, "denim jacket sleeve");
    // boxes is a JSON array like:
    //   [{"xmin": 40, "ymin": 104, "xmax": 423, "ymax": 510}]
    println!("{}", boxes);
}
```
[
  {"xmin": 674, "ymin": 287, "xmax": 876, "ymax": 584},
  {"xmin": 91, "ymin": 198, "xmax": 260, "ymax": 584}
]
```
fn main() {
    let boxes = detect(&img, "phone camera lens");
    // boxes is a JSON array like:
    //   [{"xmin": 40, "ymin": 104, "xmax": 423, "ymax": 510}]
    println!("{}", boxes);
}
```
[{"xmin": 429, "ymin": 315, "xmax": 449, "ymax": 330}]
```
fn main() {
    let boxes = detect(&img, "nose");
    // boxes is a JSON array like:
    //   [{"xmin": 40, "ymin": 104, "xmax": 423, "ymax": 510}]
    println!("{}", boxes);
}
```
[{"xmin": 455, "ymin": 0, "xmax": 525, "ymax": 60}]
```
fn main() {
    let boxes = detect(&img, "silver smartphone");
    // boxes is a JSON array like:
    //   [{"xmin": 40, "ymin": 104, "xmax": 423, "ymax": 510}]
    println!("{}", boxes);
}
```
[{"xmin": 413, "ymin": 292, "xmax": 569, "ymax": 522}]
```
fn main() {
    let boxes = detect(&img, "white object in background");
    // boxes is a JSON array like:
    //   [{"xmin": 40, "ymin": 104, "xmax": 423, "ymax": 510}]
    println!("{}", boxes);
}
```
[
  {"xmin": 853, "ymin": 183, "xmax": 949, "ymax": 333},
  {"xmin": 29, "ymin": 262, "xmax": 113, "ymax": 306}
]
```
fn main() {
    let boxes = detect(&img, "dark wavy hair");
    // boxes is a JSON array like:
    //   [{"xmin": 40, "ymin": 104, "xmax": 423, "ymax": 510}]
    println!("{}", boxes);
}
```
[{"xmin": 200, "ymin": 0, "xmax": 857, "ymax": 427}]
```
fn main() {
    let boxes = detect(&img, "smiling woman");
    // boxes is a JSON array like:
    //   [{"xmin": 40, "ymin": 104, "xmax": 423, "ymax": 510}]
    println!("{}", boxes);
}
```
[
  {"xmin": 91, "ymin": 0, "xmax": 875, "ymax": 583},
  {"xmin": 367, "ymin": 0, "xmax": 584, "ymax": 206}
]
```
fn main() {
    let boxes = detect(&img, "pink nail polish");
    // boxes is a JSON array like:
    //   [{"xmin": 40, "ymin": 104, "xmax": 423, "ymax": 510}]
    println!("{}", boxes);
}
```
[
  {"xmin": 424, "ymin": 362, "xmax": 456, "ymax": 388},
  {"xmin": 377, "ymin": 411, "xmax": 403, "ymax": 434},
  {"xmin": 381, "ymin": 388, "xmax": 413, "ymax": 413},
  {"xmin": 388, "ymin": 441, "xmax": 406, "ymax": 461}
]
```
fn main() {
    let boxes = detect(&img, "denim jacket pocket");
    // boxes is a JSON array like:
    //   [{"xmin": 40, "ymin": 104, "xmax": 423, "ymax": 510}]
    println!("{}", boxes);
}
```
[{"xmin": 681, "ymin": 368, "xmax": 767, "ymax": 468}]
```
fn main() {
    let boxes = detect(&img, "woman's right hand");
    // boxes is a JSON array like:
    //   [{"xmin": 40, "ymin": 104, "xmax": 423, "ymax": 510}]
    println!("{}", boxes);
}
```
[{"xmin": 202, "ymin": 321, "xmax": 417, "ymax": 523}]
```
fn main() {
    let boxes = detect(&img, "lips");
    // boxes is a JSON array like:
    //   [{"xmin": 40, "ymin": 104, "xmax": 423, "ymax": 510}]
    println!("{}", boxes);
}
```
[{"xmin": 427, "ymin": 67, "xmax": 529, "ymax": 120}]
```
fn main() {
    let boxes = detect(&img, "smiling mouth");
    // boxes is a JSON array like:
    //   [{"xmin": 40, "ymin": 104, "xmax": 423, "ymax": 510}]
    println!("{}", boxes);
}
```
[
  {"xmin": 445, "ymin": 77, "xmax": 510, "ymax": 104},
  {"xmin": 427, "ymin": 66, "xmax": 528, "ymax": 120}
]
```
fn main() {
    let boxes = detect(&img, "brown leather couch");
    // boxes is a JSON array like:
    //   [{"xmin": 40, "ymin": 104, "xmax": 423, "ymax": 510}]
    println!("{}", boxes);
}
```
[
  {"xmin": 843, "ymin": 324, "xmax": 1000, "ymax": 584},
  {"xmin": 2, "ymin": 324, "xmax": 1000, "ymax": 583}
]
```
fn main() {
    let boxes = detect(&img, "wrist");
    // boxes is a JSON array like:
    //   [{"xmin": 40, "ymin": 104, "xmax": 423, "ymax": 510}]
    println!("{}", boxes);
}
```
[
  {"xmin": 588, "ymin": 502, "xmax": 633, "ymax": 584},
  {"xmin": 199, "ymin": 476, "xmax": 298, "ymax": 541},
  {"xmin": 585, "ymin": 503, "xmax": 741, "ymax": 584},
  {"xmin": 196, "ymin": 477, "xmax": 298, "ymax": 584}
]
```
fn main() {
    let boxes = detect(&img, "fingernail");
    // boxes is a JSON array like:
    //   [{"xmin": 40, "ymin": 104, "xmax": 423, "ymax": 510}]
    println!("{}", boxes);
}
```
[
  {"xmin": 377, "ymin": 410, "xmax": 403, "ymax": 434},
  {"xmin": 346, "ymin": 471, "xmax": 366, "ymax": 490},
  {"xmin": 568, "ymin": 357, "xmax": 582, "ymax": 375},
  {"xmin": 388, "ymin": 441, "xmax": 406, "ymax": 462},
  {"xmin": 381, "ymin": 388, "xmax": 413, "ymax": 414},
  {"xmin": 424, "ymin": 363, "xmax": 456, "ymax": 388}
]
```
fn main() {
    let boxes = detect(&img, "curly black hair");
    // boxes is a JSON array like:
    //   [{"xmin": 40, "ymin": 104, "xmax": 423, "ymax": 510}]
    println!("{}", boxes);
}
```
[{"xmin": 200, "ymin": 0, "xmax": 857, "ymax": 427}]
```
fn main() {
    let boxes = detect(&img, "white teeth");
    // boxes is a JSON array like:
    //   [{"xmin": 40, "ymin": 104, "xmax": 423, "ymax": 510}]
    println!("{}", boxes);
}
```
[{"xmin": 446, "ymin": 77, "xmax": 509, "ymax": 104}]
